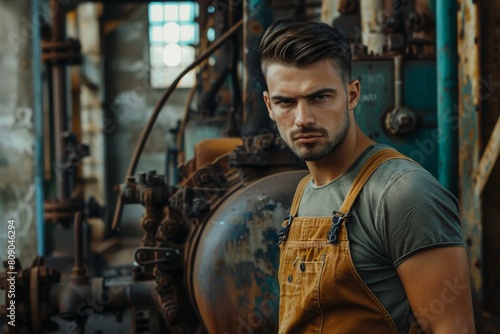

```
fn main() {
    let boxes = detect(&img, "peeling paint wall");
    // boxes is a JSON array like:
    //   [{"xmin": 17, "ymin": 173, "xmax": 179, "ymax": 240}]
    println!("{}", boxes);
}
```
[{"xmin": 0, "ymin": 1, "xmax": 37, "ymax": 267}]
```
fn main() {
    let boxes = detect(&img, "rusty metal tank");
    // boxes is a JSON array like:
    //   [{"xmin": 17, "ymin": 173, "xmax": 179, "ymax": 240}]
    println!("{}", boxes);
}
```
[{"xmin": 189, "ymin": 170, "xmax": 308, "ymax": 333}]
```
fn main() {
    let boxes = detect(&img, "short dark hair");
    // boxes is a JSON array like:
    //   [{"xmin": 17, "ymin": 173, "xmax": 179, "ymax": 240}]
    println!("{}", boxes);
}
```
[{"xmin": 258, "ymin": 19, "xmax": 352, "ymax": 84}]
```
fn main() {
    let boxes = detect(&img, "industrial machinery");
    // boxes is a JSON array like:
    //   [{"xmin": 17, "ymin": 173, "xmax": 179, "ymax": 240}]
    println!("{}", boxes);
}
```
[{"xmin": 1, "ymin": 0, "xmax": 499, "ymax": 333}]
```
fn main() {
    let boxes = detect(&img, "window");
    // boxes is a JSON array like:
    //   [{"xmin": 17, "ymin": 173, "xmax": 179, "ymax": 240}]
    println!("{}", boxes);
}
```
[{"xmin": 148, "ymin": 2, "xmax": 199, "ymax": 88}]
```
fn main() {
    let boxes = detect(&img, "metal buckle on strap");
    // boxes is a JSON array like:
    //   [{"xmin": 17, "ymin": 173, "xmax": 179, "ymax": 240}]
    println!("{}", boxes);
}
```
[
  {"xmin": 277, "ymin": 215, "xmax": 294, "ymax": 246},
  {"xmin": 327, "ymin": 210, "xmax": 351, "ymax": 244}
]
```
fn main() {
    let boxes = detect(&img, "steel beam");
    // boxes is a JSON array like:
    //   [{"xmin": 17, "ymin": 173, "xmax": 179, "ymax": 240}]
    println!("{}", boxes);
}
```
[
  {"xmin": 457, "ymin": 0, "xmax": 482, "ymax": 311},
  {"xmin": 476, "ymin": 116, "xmax": 500, "ymax": 195}
]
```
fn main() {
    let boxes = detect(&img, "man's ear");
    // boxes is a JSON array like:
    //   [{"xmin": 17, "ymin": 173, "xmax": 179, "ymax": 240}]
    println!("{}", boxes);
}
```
[
  {"xmin": 263, "ymin": 91, "xmax": 275, "ymax": 121},
  {"xmin": 347, "ymin": 80, "xmax": 361, "ymax": 111}
]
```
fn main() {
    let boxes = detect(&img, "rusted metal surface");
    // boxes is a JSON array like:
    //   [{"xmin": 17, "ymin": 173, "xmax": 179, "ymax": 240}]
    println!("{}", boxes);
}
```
[
  {"xmin": 0, "ymin": 257, "xmax": 60, "ymax": 333},
  {"xmin": 476, "ymin": 116, "xmax": 500, "ymax": 195},
  {"xmin": 192, "ymin": 170, "xmax": 308, "ymax": 334},
  {"xmin": 320, "ymin": 0, "xmax": 341, "ymax": 23},
  {"xmin": 43, "ymin": 198, "xmax": 84, "ymax": 222},
  {"xmin": 360, "ymin": 0, "xmax": 386, "ymax": 55},
  {"xmin": 457, "ymin": 0, "xmax": 483, "ymax": 314},
  {"xmin": 242, "ymin": 0, "xmax": 272, "ymax": 136}
]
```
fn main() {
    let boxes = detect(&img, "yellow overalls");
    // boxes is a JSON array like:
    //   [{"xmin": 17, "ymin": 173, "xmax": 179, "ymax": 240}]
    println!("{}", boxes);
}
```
[{"xmin": 278, "ymin": 149, "xmax": 421, "ymax": 333}]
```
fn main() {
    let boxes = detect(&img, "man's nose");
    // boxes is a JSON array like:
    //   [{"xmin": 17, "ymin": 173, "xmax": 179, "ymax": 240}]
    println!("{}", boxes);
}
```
[{"xmin": 295, "ymin": 102, "xmax": 314, "ymax": 127}]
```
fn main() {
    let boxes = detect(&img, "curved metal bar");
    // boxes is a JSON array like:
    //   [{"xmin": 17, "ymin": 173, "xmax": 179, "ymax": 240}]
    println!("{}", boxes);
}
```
[{"xmin": 112, "ymin": 19, "xmax": 244, "ymax": 230}]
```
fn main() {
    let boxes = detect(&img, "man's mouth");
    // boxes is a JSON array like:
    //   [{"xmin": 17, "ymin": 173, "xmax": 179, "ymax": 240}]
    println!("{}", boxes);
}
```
[{"xmin": 294, "ymin": 134, "xmax": 322, "ymax": 144}]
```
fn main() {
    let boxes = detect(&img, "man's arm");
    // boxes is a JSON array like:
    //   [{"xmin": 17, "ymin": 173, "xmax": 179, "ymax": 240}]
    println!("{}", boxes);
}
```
[{"xmin": 396, "ymin": 246, "xmax": 475, "ymax": 334}]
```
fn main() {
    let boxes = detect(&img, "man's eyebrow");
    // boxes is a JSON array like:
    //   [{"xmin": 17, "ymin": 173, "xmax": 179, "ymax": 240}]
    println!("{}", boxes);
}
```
[
  {"xmin": 270, "ymin": 94, "xmax": 293, "ymax": 101},
  {"xmin": 304, "ymin": 88, "xmax": 337, "ymax": 99},
  {"xmin": 270, "ymin": 88, "xmax": 337, "ymax": 101}
]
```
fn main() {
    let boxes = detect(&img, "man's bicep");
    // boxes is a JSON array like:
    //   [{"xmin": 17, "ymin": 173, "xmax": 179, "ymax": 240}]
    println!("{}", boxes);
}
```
[{"xmin": 396, "ymin": 246, "xmax": 475, "ymax": 333}]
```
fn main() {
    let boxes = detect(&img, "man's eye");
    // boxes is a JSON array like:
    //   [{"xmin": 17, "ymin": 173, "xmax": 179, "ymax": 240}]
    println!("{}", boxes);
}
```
[
  {"xmin": 313, "ymin": 95, "xmax": 329, "ymax": 101},
  {"xmin": 278, "ymin": 99, "xmax": 294, "ymax": 105}
]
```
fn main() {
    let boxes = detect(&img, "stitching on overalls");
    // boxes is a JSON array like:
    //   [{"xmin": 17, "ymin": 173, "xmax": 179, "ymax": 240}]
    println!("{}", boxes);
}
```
[
  {"xmin": 315, "ymin": 252, "xmax": 327, "ymax": 334},
  {"xmin": 280, "ymin": 261, "xmax": 301, "ymax": 333}
]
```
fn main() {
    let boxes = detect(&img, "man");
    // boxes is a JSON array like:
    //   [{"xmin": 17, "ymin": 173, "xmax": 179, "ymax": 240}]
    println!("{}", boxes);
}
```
[{"xmin": 259, "ymin": 19, "xmax": 475, "ymax": 333}]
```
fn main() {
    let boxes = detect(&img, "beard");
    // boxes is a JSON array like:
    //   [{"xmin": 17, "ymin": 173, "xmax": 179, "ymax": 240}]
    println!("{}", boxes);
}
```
[{"xmin": 285, "ymin": 108, "xmax": 350, "ymax": 162}]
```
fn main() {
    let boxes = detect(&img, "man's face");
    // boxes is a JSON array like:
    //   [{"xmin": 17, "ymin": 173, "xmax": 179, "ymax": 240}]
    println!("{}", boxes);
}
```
[{"xmin": 263, "ymin": 59, "xmax": 360, "ymax": 161}]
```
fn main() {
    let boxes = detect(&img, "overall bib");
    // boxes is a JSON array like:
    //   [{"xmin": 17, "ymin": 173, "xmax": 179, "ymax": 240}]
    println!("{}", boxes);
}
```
[{"xmin": 278, "ymin": 149, "xmax": 421, "ymax": 334}]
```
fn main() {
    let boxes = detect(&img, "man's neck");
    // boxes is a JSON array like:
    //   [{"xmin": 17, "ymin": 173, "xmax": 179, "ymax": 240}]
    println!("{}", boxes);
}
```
[{"xmin": 306, "ymin": 126, "xmax": 375, "ymax": 186}]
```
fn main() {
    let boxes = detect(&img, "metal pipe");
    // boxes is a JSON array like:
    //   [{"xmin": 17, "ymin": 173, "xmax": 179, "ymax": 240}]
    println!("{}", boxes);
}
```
[
  {"xmin": 112, "ymin": 19, "xmax": 243, "ymax": 230},
  {"xmin": 394, "ymin": 54, "xmax": 403, "ymax": 109},
  {"xmin": 436, "ymin": 0, "xmax": 458, "ymax": 194},
  {"xmin": 50, "ymin": 0, "xmax": 70, "ymax": 199},
  {"xmin": 242, "ymin": 0, "xmax": 273, "ymax": 136},
  {"xmin": 74, "ymin": 211, "xmax": 83, "ymax": 270},
  {"xmin": 32, "ymin": 0, "xmax": 45, "ymax": 255}
]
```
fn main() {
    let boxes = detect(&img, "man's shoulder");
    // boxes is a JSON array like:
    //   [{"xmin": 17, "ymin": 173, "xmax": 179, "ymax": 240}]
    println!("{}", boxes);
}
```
[
  {"xmin": 363, "ymin": 144, "xmax": 432, "ymax": 187},
  {"xmin": 361, "ymin": 145, "xmax": 458, "ymax": 209}
]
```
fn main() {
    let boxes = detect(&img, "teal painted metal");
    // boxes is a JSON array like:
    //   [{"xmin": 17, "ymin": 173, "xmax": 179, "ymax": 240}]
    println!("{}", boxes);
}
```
[
  {"xmin": 32, "ymin": 0, "xmax": 45, "ymax": 255},
  {"xmin": 242, "ymin": 0, "xmax": 273, "ymax": 136},
  {"xmin": 436, "ymin": 0, "xmax": 458, "ymax": 195},
  {"xmin": 353, "ymin": 60, "xmax": 438, "ymax": 177},
  {"xmin": 428, "ymin": 0, "xmax": 436, "ymax": 17}
]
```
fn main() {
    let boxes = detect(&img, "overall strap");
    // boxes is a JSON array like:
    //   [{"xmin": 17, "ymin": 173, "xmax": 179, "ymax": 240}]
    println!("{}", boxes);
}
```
[
  {"xmin": 278, "ymin": 174, "xmax": 311, "ymax": 245},
  {"xmin": 281, "ymin": 148, "xmax": 413, "ymax": 245},
  {"xmin": 327, "ymin": 148, "xmax": 413, "ymax": 244},
  {"xmin": 290, "ymin": 174, "xmax": 312, "ymax": 217},
  {"xmin": 339, "ymin": 148, "xmax": 413, "ymax": 214}
]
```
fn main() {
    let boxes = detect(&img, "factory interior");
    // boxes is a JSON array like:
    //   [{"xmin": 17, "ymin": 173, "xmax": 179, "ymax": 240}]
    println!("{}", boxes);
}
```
[{"xmin": 0, "ymin": 0, "xmax": 499, "ymax": 333}]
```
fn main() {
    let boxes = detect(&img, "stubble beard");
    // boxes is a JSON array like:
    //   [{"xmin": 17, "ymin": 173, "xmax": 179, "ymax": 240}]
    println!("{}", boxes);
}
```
[{"xmin": 288, "ymin": 108, "xmax": 351, "ymax": 162}]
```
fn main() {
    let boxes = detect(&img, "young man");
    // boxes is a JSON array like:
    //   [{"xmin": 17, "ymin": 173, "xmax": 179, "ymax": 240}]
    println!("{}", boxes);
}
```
[{"xmin": 259, "ymin": 19, "xmax": 475, "ymax": 333}]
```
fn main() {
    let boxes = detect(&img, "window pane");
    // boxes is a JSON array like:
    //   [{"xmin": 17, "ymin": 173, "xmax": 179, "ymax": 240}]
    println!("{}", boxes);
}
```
[
  {"xmin": 180, "ymin": 25, "xmax": 195, "ymax": 44},
  {"xmin": 193, "ymin": 2, "xmax": 199, "ymax": 18},
  {"xmin": 149, "ymin": 3, "xmax": 164, "ymax": 22},
  {"xmin": 179, "ymin": 4, "xmax": 193, "ymax": 21},
  {"xmin": 180, "ymin": 46, "xmax": 195, "ymax": 65},
  {"xmin": 148, "ymin": 2, "xmax": 198, "ymax": 88},
  {"xmin": 150, "ymin": 46, "xmax": 164, "ymax": 67},
  {"xmin": 150, "ymin": 26, "xmax": 163, "ymax": 43},
  {"xmin": 163, "ymin": 22, "xmax": 180, "ymax": 43},
  {"xmin": 164, "ymin": 4, "xmax": 179, "ymax": 21}
]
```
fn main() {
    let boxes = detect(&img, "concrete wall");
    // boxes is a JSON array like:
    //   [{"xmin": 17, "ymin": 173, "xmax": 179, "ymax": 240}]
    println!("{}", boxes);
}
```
[{"xmin": 0, "ymin": 0, "xmax": 38, "ymax": 268}]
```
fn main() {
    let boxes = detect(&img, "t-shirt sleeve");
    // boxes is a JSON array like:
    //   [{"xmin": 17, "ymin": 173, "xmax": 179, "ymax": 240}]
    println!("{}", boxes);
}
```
[{"xmin": 376, "ymin": 169, "xmax": 465, "ymax": 268}]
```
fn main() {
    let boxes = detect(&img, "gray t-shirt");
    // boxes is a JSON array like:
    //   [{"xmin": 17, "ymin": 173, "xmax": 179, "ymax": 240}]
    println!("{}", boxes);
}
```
[{"xmin": 297, "ymin": 144, "xmax": 465, "ymax": 333}]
